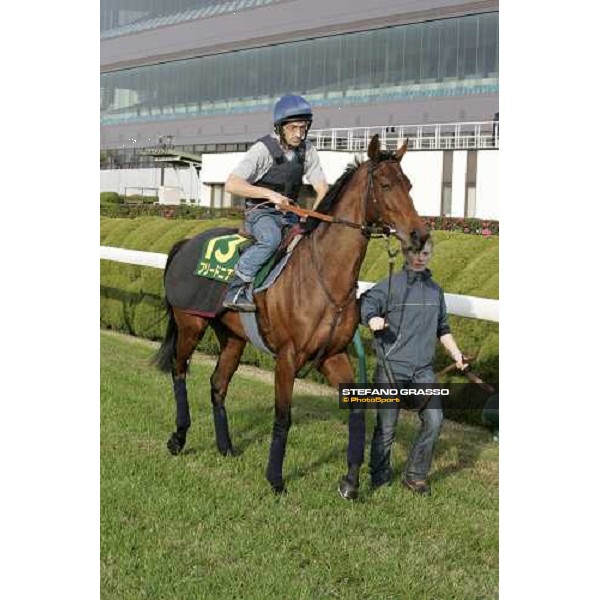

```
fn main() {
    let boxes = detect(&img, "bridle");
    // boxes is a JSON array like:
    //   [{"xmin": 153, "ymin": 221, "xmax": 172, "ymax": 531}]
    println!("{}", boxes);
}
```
[
  {"xmin": 317, "ymin": 158, "xmax": 404, "ymax": 239},
  {"xmin": 360, "ymin": 159, "xmax": 398, "ymax": 238}
]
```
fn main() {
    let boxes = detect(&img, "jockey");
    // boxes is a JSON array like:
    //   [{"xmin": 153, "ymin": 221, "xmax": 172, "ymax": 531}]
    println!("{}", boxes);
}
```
[{"xmin": 222, "ymin": 94, "xmax": 329, "ymax": 312}]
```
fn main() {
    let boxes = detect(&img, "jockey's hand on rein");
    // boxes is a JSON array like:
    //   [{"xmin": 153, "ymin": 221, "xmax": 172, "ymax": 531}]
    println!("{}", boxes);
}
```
[{"xmin": 268, "ymin": 190, "xmax": 290, "ymax": 210}]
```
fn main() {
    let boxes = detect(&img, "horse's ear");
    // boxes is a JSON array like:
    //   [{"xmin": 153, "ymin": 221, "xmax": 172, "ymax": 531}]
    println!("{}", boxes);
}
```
[
  {"xmin": 394, "ymin": 139, "xmax": 409, "ymax": 162},
  {"xmin": 367, "ymin": 134, "xmax": 380, "ymax": 160}
]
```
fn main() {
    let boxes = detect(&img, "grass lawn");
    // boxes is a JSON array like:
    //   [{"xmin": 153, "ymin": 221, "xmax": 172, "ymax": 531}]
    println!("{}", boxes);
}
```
[{"xmin": 101, "ymin": 331, "xmax": 498, "ymax": 599}]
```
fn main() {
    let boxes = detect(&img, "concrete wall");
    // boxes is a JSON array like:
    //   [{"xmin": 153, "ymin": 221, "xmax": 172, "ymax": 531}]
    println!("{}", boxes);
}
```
[
  {"xmin": 402, "ymin": 151, "xmax": 444, "ymax": 216},
  {"xmin": 100, "ymin": 166, "xmax": 201, "ymax": 202},
  {"xmin": 101, "ymin": 149, "xmax": 499, "ymax": 218},
  {"xmin": 451, "ymin": 151, "xmax": 468, "ymax": 217},
  {"xmin": 475, "ymin": 150, "xmax": 499, "ymax": 220}
]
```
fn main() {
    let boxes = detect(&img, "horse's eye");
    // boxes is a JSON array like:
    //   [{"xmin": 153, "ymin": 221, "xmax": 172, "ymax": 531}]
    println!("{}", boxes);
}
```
[{"xmin": 381, "ymin": 184, "xmax": 391, "ymax": 192}]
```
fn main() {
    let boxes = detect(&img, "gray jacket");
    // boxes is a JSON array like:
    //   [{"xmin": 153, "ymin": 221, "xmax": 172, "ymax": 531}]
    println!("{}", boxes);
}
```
[{"xmin": 360, "ymin": 266, "xmax": 451, "ymax": 378}]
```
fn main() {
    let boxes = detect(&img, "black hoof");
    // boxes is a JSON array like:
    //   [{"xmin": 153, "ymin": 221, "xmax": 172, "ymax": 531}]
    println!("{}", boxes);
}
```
[
  {"xmin": 217, "ymin": 445, "xmax": 235, "ymax": 457},
  {"xmin": 270, "ymin": 482, "xmax": 286, "ymax": 495},
  {"xmin": 338, "ymin": 476, "xmax": 359, "ymax": 501},
  {"xmin": 166, "ymin": 433, "xmax": 185, "ymax": 456},
  {"xmin": 267, "ymin": 476, "xmax": 286, "ymax": 495}
]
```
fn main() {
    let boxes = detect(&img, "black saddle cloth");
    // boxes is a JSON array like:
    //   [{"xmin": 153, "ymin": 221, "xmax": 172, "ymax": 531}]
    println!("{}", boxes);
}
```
[{"xmin": 165, "ymin": 227, "xmax": 238, "ymax": 317}]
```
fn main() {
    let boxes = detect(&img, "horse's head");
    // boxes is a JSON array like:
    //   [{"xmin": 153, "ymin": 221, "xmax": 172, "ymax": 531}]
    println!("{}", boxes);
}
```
[{"xmin": 363, "ymin": 134, "xmax": 428, "ymax": 251}]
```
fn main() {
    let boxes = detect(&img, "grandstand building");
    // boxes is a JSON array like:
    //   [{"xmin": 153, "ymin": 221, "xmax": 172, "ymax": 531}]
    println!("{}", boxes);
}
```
[{"xmin": 100, "ymin": 0, "xmax": 499, "ymax": 218}]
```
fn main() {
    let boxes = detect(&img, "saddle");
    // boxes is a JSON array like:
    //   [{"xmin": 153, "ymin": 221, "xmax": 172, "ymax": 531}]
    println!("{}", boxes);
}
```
[{"xmin": 165, "ymin": 225, "xmax": 305, "ymax": 317}]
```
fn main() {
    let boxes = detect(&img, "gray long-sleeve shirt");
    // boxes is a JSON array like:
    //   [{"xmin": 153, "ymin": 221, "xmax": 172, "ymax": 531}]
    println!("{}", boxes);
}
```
[{"xmin": 360, "ymin": 266, "xmax": 451, "ymax": 377}]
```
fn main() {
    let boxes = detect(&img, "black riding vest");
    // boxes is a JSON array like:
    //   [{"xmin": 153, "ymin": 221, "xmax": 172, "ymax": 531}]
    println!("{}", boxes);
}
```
[{"xmin": 246, "ymin": 135, "xmax": 306, "ymax": 207}]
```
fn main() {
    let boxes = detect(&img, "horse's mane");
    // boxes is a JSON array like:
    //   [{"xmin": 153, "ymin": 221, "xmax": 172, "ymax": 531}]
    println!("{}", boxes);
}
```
[
  {"xmin": 304, "ymin": 151, "xmax": 397, "ymax": 232},
  {"xmin": 313, "ymin": 158, "xmax": 361, "ymax": 216}
]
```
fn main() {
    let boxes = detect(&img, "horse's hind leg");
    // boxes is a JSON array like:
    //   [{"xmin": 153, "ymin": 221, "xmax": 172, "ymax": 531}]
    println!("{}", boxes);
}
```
[
  {"xmin": 167, "ymin": 311, "xmax": 209, "ymax": 455},
  {"xmin": 210, "ymin": 326, "xmax": 246, "ymax": 456}
]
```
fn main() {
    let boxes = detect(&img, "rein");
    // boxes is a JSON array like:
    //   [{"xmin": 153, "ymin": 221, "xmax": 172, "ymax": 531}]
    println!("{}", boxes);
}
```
[{"xmin": 249, "ymin": 160, "xmax": 398, "ymax": 238}]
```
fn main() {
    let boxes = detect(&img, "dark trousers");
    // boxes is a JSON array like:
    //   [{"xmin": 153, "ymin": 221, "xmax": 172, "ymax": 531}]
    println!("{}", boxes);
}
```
[{"xmin": 369, "ymin": 366, "xmax": 443, "ymax": 485}]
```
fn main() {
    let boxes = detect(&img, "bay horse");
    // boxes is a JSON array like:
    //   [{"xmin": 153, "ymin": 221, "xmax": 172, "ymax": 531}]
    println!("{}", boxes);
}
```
[{"xmin": 153, "ymin": 134, "xmax": 427, "ymax": 499}]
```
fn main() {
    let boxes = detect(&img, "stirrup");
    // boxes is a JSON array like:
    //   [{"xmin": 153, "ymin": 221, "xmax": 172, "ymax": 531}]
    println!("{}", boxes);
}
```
[{"xmin": 223, "ymin": 285, "xmax": 256, "ymax": 312}]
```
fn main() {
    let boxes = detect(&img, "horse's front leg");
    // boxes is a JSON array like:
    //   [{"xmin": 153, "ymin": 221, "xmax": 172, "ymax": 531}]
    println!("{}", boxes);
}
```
[
  {"xmin": 319, "ymin": 352, "xmax": 365, "ymax": 501},
  {"xmin": 265, "ymin": 345, "xmax": 296, "ymax": 494}
]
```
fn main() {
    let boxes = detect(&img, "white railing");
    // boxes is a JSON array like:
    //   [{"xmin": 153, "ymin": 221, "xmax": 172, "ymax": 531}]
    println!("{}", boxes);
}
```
[
  {"xmin": 310, "ymin": 121, "xmax": 499, "ymax": 152},
  {"xmin": 101, "ymin": 246, "xmax": 499, "ymax": 323}
]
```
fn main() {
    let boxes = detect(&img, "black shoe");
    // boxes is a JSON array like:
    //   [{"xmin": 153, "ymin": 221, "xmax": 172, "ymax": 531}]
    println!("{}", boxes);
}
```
[
  {"xmin": 222, "ymin": 276, "xmax": 256, "ymax": 312},
  {"xmin": 401, "ymin": 478, "xmax": 431, "ymax": 496}
]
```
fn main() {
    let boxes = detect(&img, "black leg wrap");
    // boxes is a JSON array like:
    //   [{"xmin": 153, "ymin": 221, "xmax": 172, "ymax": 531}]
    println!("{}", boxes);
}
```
[
  {"xmin": 167, "ymin": 379, "xmax": 190, "ymax": 455},
  {"xmin": 266, "ymin": 419, "xmax": 290, "ymax": 493},
  {"xmin": 173, "ymin": 378, "xmax": 191, "ymax": 431},
  {"xmin": 347, "ymin": 409, "xmax": 366, "ymax": 466},
  {"xmin": 212, "ymin": 404, "xmax": 233, "ymax": 456}
]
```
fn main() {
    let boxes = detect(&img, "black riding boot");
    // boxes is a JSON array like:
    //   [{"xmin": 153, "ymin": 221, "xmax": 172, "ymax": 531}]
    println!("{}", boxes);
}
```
[{"xmin": 222, "ymin": 275, "xmax": 256, "ymax": 312}]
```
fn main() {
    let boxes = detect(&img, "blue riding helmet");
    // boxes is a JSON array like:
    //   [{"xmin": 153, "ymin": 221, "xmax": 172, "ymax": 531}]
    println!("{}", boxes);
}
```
[{"xmin": 273, "ymin": 94, "xmax": 313, "ymax": 126}]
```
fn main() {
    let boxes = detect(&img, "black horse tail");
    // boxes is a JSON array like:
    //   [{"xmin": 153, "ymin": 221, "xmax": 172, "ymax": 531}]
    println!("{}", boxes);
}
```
[{"xmin": 152, "ymin": 239, "xmax": 188, "ymax": 374}]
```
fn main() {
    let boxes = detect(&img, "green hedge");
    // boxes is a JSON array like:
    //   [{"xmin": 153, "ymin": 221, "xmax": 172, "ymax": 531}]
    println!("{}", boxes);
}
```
[
  {"xmin": 101, "ymin": 217, "xmax": 499, "ymax": 423},
  {"xmin": 100, "ymin": 203, "xmax": 245, "ymax": 219},
  {"xmin": 100, "ymin": 200, "xmax": 498, "ymax": 236},
  {"xmin": 100, "ymin": 191, "xmax": 122, "ymax": 205},
  {"xmin": 423, "ymin": 217, "xmax": 498, "ymax": 235}
]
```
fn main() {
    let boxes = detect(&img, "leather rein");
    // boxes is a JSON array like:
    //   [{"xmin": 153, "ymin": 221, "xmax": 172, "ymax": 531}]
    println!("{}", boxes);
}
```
[{"xmin": 275, "ymin": 160, "xmax": 397, "ymax": 238}]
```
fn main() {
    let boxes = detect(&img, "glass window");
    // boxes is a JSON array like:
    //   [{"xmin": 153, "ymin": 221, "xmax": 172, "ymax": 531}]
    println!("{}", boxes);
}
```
[
  {"xmin": 354, "ymin": 31, "xmax": 373, "ymax": 89},
  {"xmin": 386, "ymin": 25, "xmax": 404, "ymax": 85},
  {"xmin": 479, "ymin": 12, "xmax": 499, "ymax": 77},
  {"xmin": 270, "ymin": 46, "xmax": 284, "ymax": 97},
  {"xmin": 421, "ymin": 22, "xmax": 440, "ymax": 82},
  {"xmin": 404, "ymin": 23, "xmax": 422, "ymax": 82},
  {"xmin": 339, "ymin": 35, "xmax": 356, "ymax": 90},
  {"xmin": 202, "ymin": 55, "xmax": 215, "ymax": 103},
  {"xmin": 440, "ymin": 19, "xmax": 459, "ymax": 80},
  {"xmin": 371, "ymin": 28, "xmax": 387, "ymax": 88},
  {"xmin": 458, "ymin": 15, "xmax": 479, "ymax": 79},
  {"xmin": 280, "ymin": 42, "xmax": 299, "ymax": 94},
  {"xmin": 321, "ymin": 35, "xmax": 341, "ymax": 94},
  {"xmin": 100, "ymin": 13, "xmax": 498, "ymax": 125}
]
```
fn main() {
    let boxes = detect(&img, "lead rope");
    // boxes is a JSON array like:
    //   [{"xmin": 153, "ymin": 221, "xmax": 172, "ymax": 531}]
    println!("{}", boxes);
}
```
[{"xmin": 375, "ymin": 236, "xmax": 404, "ymax": 385}]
